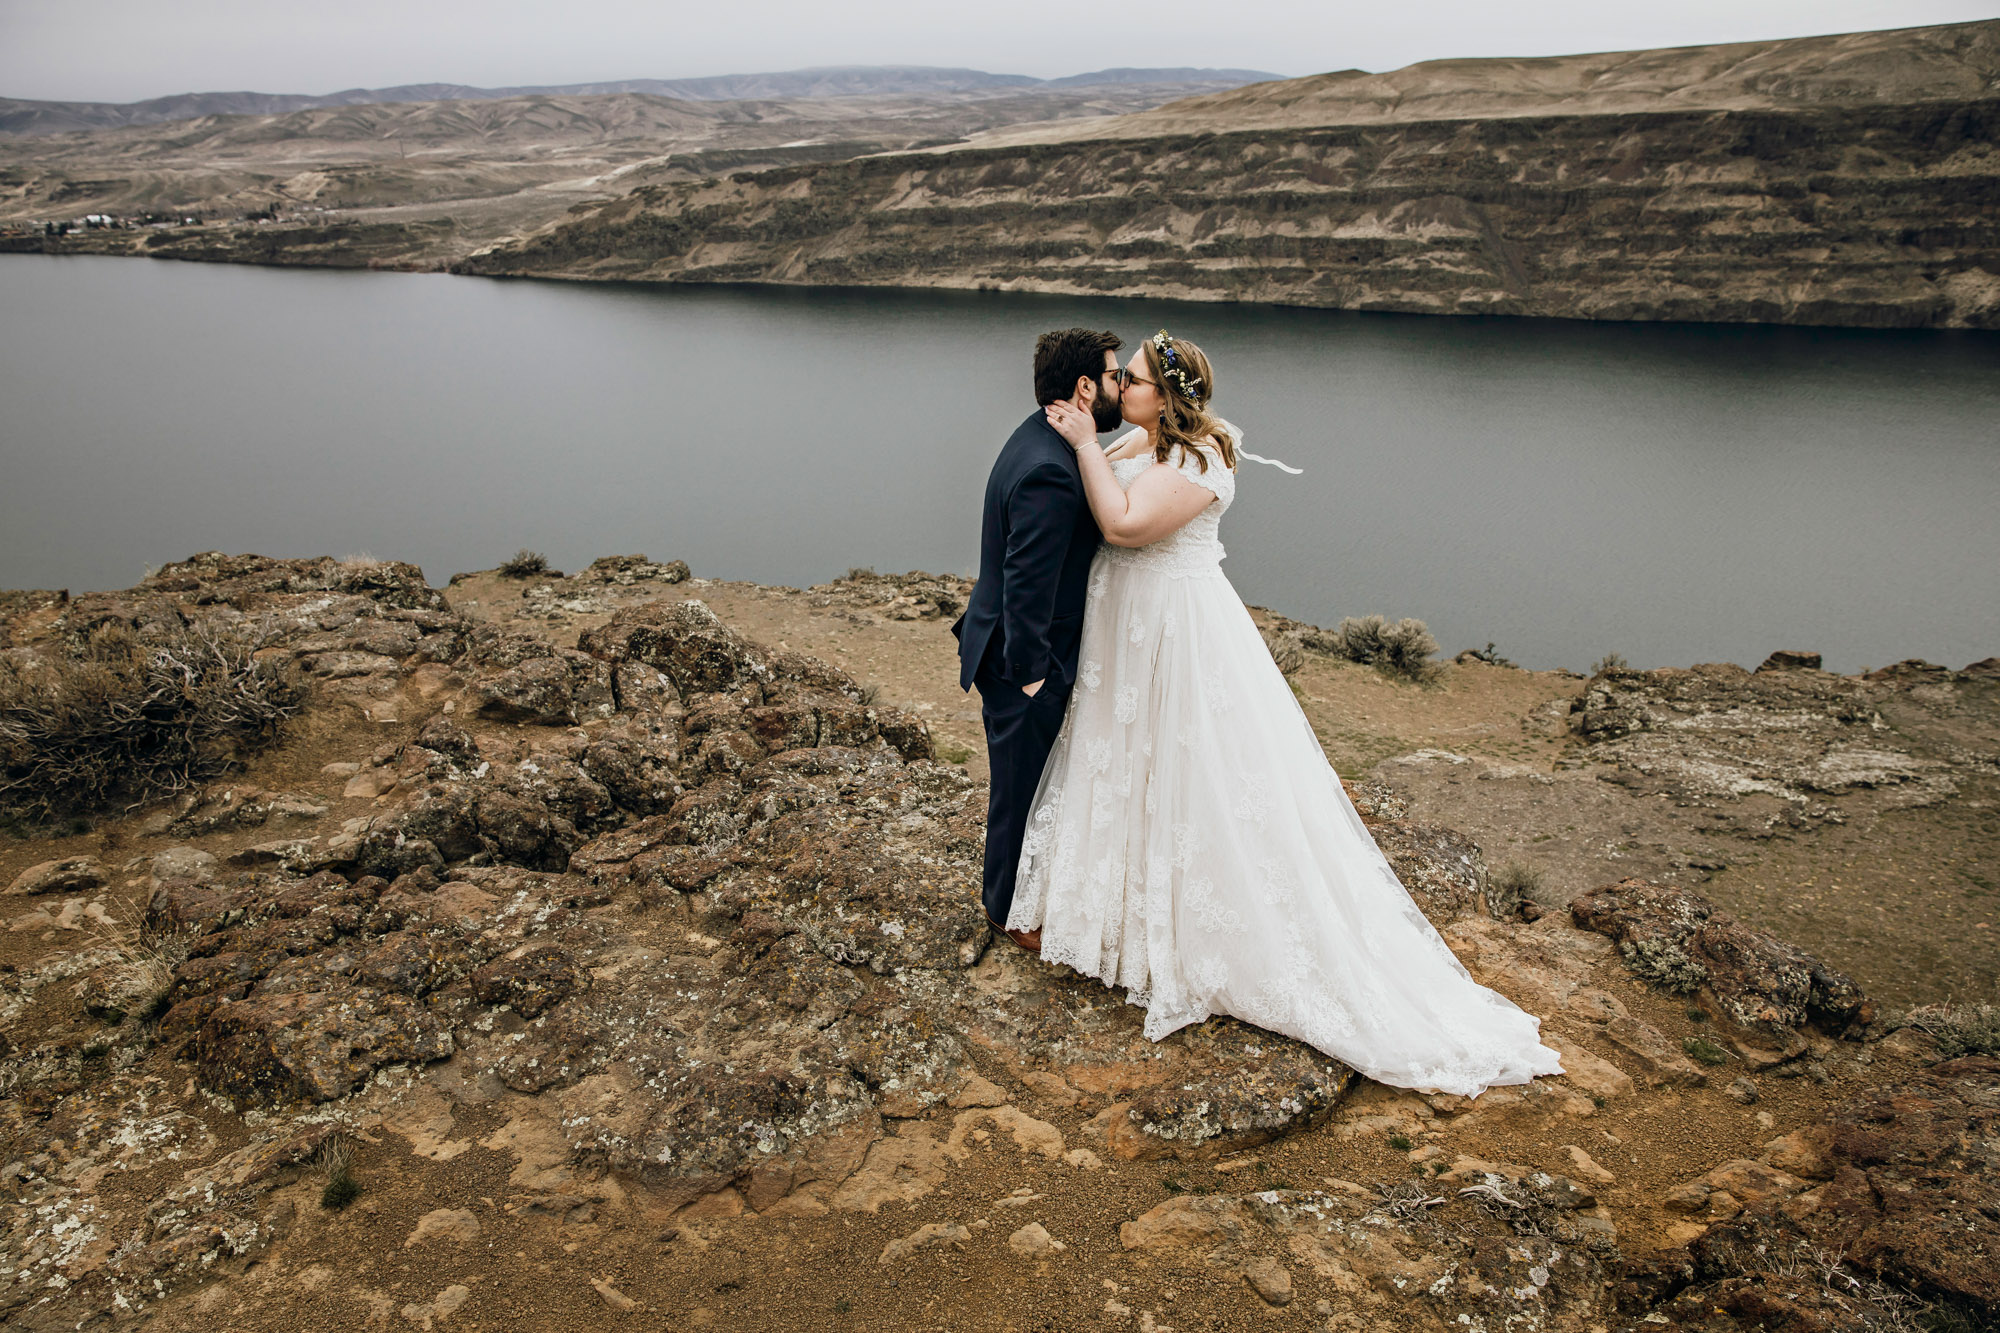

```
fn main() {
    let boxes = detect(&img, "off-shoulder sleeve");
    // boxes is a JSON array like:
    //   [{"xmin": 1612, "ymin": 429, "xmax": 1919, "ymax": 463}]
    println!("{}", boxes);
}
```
[{"xmin": 1172, "ymin": 442, "xmax": 1236, "ymax": 505}]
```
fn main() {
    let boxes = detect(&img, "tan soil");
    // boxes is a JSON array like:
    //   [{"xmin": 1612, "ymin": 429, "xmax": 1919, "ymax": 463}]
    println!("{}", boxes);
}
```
[{"xmin": 0, "ymin": 565, "xmax": 1982, "ymax": 1331}]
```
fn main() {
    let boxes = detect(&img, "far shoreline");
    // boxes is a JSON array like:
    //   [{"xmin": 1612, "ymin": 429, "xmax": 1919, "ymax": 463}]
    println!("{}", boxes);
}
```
[{"xmin": 16, "ymin": 245, "xmax": 2000, "ymax": 339}]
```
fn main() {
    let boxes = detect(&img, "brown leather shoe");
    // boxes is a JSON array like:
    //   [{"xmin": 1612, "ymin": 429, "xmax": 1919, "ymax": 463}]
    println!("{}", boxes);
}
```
[{"xmin": 987, "ymin": 915, "xmax": 1042, "ymax": 953}]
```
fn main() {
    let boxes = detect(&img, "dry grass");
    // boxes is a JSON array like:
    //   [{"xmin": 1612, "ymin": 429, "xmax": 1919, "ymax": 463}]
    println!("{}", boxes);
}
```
[
  {"xmin": 1260, "ymin": 625, "xmax": 1306, "ymax": 677},
  {"xmin": 0, "ymin": 617, "xmax": 302, "ymax": 827},
  {"xmin": 1893, "ymin": 1001, "xmax": 2000, "ymax": 1061},
  {"xmin": 79, "ymin": 918, "xmax": 196, "ymax": 1024},
  {"xmin": 1488, "ymin": 861, "xmax": 1547, "ymax": 917},
  {"xmin": 316, "ymin": 1135, "xmax": 361, "ymax": 1210},
  {"xmin": 1724, "ymin": 1237, "xmax": 1943, "ymax": 1332}
]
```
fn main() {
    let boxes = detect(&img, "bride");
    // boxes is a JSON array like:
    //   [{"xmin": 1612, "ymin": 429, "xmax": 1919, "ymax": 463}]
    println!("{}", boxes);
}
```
[{"xmin": 1008, "ymin": 329, "xmax": 1565, "ymax": 1099}]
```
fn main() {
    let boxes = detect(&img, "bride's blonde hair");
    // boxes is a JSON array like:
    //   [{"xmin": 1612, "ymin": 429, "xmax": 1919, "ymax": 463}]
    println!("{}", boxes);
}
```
[{"xmin": 1143, "ymin": 331, "xmax": 1235, "ymax": 473}]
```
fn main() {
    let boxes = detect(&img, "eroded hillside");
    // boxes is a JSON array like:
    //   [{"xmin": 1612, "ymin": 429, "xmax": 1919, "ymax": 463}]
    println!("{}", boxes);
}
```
[
  {"xmin": 455, "ymin": 96, "xmax": 2000, "ymax": 327},
  {"xmin": 19, "ymin": 22, "xmax": 1999, "ymax": 326},
  {"xmin": 0, "ymin": 82, "xmax": 1282, "ymax": 269}
]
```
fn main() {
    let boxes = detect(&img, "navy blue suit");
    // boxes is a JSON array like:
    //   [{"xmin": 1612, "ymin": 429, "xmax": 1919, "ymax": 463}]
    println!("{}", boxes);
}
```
[{"xmin": 952, "ymin": 409, "xmax": 1102, "ymax": 928}]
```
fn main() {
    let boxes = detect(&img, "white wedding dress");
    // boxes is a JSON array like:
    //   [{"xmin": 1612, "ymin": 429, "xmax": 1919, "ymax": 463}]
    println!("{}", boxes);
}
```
[{"xmin": 1005, "ymin": 428, "xmax": 1565, "ymax": 1098}]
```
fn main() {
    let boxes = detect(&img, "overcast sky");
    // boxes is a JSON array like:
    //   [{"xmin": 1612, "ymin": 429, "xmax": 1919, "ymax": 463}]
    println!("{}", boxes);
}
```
[{"xmin": 2, "ymin": 0, "xmax": 1993, "ymax": 103}]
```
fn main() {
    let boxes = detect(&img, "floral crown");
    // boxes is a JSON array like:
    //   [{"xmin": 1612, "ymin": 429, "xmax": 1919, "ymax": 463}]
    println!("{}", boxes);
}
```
[{"xmin": 1149, "ymin": 329, "xmax": 1205, "ymax": 402}]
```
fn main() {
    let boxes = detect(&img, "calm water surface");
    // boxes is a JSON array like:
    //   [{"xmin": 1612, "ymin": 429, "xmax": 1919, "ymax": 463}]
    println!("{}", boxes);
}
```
[{"xmin": 2, "ymin": 254, "xmax": 1996, "ymax": 673}]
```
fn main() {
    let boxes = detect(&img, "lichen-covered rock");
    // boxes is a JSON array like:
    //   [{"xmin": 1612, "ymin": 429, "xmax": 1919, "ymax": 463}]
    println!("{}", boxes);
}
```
[
  {"xmin": 714, "ymin": 765, "xmax": 990, "ymax": 973},
  {"xmin": 154, "ymin": 858, "xmax": 599, "ymax": 1105},
  {"xmin": 1571, "ymin": 878, "xmax": 1873, "ymax": 1050},
  {"xmin": 579, "ymin": 599, "xmax": 771, "ymax": 695},
  {"xmin": 610, "ymin": 657, "xmax": 681, "ymax": 714},
  {"xmin": 474, "ymin": 649, "xmax": 615, "ymax": 725},
  {"xmin": 1642, "ymin": 1060, "xmax": 2000, "ymax": 1327},
  {"xmin": 872, "ymin": 705, "xmax": 935, "ymax": 762},
  {"xmin": 1118, "ymin": 1047, "xmax": 1359, "ymax": 1156},
  {"xmin": 1124, "ymin": 1185, "xmax": 1611, "ymax": 1329},
  {"xmin": 5, "ymin": 856, "xmax": 108, "ymax": 897},
  {"xmin": 336, "ymin": 746, "xmax": 608, "ymax": 877},
  {"xmin": 471, "ymin": 941, "xmax": 587, "ymax": 1017},
  {"xmin": 1364, "ymin": 819, "xmax": 1489, "ymax": 924},
  {"xmin": 582, "ymin": 553, "xmax": 691, "ymax": 584},
  {"xmin": 580, "ymin": 713, "xmax": 685, "ymax": 813},
  {"xmin": 194, "ymin": 985, "xmax": 454, "ymax": 1104},
  {"xmin": 1807, "ymin": 1055, "xmax": 2000, "ymax": 1310},
  {"xmin": 1571, "ymin": 660, "xmax": 1967, "ymax": 818},
  {"xmin": 138, "ymin": 551, "xmax": 444, "ymax": 611}
]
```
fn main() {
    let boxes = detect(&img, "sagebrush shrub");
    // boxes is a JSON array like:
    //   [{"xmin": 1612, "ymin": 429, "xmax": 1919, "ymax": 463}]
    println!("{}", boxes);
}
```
[
  {"xmin": 499, "ymin": 549, "xmax": 548, "ymax": 578},
  {"xmin": 0, "ymin": 619, "xmax": 302, "ymax": 825},
  {"xmin": 1332, "ymin": 615, "xmax": 1443, "ymax": 684},
  {"xmin": 1260, "ymin": 627, "xmax": 1306, "ymax": 677},
  {"xmin": 1897, "ymin": 1002, "xmax": 2000, "ymax": 1061},
  {"xmin": 1489, "ymin": 862, "xmax": 1546, "ymax": 917}
]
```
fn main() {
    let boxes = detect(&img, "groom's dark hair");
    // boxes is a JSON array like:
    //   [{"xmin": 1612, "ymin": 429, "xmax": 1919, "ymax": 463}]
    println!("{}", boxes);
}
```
[{"xmin": 1033, "ymin": 328, "xmax": 1123, "ymax": 406}]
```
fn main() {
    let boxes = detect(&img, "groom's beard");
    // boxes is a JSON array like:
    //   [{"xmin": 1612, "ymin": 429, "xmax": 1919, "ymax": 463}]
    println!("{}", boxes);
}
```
[{"xmin": 1090, "ymin": 392, "xmax": 1124, "ymax": 433}]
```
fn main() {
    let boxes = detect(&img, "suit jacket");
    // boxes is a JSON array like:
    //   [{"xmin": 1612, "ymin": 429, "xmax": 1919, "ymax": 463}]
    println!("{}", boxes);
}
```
[{"xmin": 952, "ymin": 409, "xmax": 1102, "ymax": 692}]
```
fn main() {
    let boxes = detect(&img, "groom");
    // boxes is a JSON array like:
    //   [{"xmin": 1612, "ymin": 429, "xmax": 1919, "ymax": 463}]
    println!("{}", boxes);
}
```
[{"xmin": 953, "ymin": 328, "xmax": 1125, "ymax": 951}]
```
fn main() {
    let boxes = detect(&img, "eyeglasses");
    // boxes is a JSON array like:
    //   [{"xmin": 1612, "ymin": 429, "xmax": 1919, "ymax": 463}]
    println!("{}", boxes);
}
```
[{"xmin": 1113, "ymin": 368, "xmax": 1157, "ymax": 389}]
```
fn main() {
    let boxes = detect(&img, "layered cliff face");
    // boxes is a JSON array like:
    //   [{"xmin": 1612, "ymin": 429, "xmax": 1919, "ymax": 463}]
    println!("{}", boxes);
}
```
[
  {"xmin": 965, "ymin": 18, "xmax": 2000, "ymax": 144},
  {"xmin": 457, "ymin": 98, "xmax": 2000, "ymax": 328}
]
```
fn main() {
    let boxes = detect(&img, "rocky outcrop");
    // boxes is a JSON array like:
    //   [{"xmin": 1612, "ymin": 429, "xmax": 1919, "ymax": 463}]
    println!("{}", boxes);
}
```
[
  {"xmin": 1632, "ymin": 1056, "xmax": 2000, "ymax": 1329},
  {"xmin": 5, "ymin": 552, "xmax": 1992, "ymax": 1331},
  {"xmin": 1120, "ymin": 1172, "xmax": 1616, "ymax": 1331},
  {"xmin": 1568, "ymin": 657, "xmax": 1994, "ymax": 825},
  {"xmin": 1571, "ymin": 878, "xmax": 1874, "ymax": 1058},
  {"xmin": 802, "ymin": 569, "xmax": 971, "ymax": 622},
  {"xmin": 459, "ymin": 94, "xmax": 2000, "ymax": 329},
  {"xmin": 1, "ymin": 562, "xmax": 1414, "ymax": 1227}
]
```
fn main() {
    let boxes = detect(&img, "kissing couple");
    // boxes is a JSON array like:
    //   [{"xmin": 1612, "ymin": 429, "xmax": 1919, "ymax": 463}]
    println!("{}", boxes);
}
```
[{"xmin": 951, "ymin": 327, "xmax": 1565, "ymax": 1098}]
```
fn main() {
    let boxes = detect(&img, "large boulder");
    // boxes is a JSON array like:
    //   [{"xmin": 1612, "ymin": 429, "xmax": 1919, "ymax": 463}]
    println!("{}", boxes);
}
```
[
  {"xmin": 473, "ymin": 649, "xmax": 615, "ymax": 726},
  {"xmin": 1570, "ymin": 878, "xmax": 1873, "ymax": 1055},
  {"xmin": 1569, "ymin": 661, "xmax": 1963, "ymax": 818},
  {"xmin": 578, "ymin": 599, "xmax": 772, "ymax": 695},
  {"xmin": 1639, "ymin": 1056, "xmax": 2000, "ymax": 1328}
]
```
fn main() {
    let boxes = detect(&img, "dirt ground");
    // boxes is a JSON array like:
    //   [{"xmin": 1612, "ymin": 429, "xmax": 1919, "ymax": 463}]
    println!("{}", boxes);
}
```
[
  {"xmin": 106, "ymin": 1021, "xmax": 1898, "ymax": 1333},
  {"xmin": 1, "ymin": 564, "xmax": 1988, "ymax": 1332}
]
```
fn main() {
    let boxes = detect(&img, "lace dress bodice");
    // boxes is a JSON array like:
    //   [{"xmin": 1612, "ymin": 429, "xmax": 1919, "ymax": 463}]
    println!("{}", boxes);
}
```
[{"xmin": 1098, "ymin": 432, "xmax": 1236, "ymax": 578}]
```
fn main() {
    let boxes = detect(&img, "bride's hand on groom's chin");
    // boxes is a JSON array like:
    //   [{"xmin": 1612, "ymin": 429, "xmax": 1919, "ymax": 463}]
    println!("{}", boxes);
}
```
[{"xmin": 1045, "ymin": 401, "xmax": 1096, "ymax": 451}]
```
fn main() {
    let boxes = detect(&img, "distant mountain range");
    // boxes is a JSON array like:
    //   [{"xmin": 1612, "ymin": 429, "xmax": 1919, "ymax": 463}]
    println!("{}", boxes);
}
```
[{"xmin": 0, "ymin": 65, "xmax": 1284, "ymax": 136}]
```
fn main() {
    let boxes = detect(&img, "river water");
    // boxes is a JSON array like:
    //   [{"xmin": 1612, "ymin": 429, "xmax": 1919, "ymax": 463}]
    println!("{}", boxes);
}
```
[{"xmin": 2, "ymin": 254, "xmax": 1995, "ymax": 673}]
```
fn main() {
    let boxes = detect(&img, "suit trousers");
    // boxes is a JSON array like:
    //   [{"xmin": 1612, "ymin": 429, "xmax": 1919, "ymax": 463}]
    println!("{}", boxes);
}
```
[{"xmin": 976, "ymin": 666, "xmax": 1072, "ymax": 928}]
